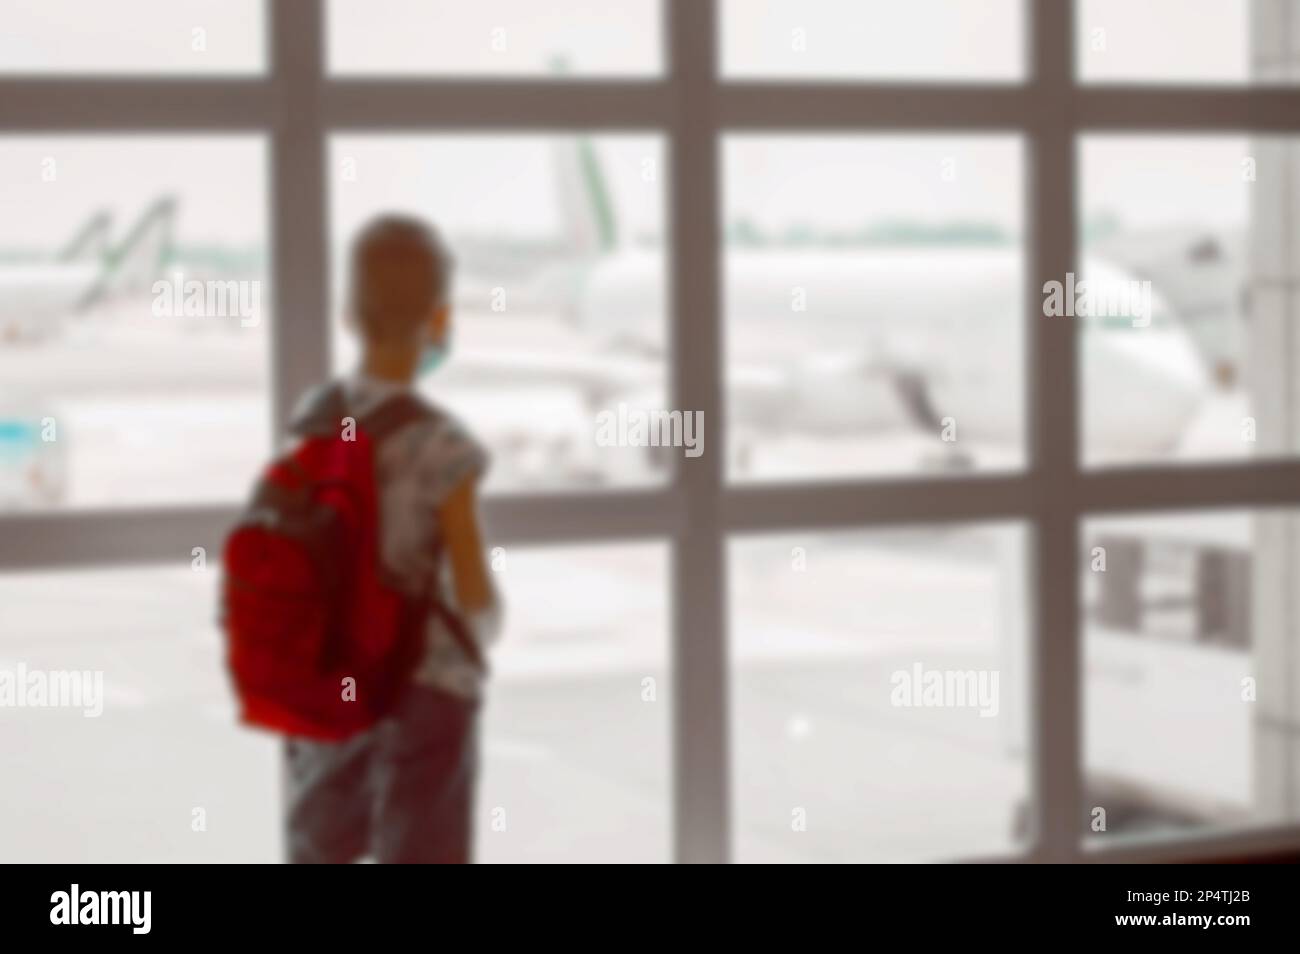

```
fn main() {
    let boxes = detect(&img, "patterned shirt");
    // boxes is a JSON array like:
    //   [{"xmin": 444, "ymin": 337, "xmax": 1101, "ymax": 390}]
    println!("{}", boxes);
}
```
[{"xmin": 342, "ymin": 374, "xmax": 492, "ymax": 699}]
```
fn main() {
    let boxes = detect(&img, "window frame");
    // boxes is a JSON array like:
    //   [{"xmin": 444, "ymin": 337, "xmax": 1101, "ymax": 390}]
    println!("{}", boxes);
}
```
[{"xmin": 2, "ymin": 0, "xmax": 1300, "ymax": 864}]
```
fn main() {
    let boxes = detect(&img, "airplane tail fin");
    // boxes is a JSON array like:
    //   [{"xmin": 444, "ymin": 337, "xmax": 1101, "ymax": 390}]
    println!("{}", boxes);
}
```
[
  {"xmin": 76, "ymin": 196, "xmax": 176, "ymax": 310},
  {"xmin": 57, "ymin": 210, "xmax": 113, "ymax": 263},
  {"xmin": 553, "ymin": 136, "xmax": 617, "ymax": 257}
]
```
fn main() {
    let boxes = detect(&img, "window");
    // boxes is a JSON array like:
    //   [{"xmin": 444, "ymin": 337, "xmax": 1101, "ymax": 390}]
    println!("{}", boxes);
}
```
[
  {"xmin": 0, "ymin": 136, "xmax": 271, "ymax": 510},
  {"xmin": 720, "ymin": 0, "xmax": 1025, "ymax": 82},
  {"xmin": 326, "ymin": 0, "xmax": 663, "ymax": 78},
  {"xmin": 730, "ymin": 525, "xmax": 1029, "ymax": 862},
  {"xmin": 0, "ymin": 566, "xmax": 280, "ymax": 862},
  {"xmin": 723, "ymin": 134, "xmax": 1025, "ymax": 481},
  {"xmin": 1076, "ymin": 0, "xmax": 1296, "ymax": 85},
  {"xmin": 0, "ymin": 0, "xmax": 266, "ymax": 76},
  {"xmin": 478, "ymin": 542, "xmax": 670, "ymax": 862},
  {"xmin": 1078, "ymin": 135, "xmax": 1281, "ymax": 468},
  {"xmin": 1081, "ymin": 510, "xmax": 1300, "ymax": 842},
  {"xmin": 5, "ymin": 0, "xmax": 1300, "ymax": 865},
  {"xmin": 329, "ymin": 134, "xmax": 668, "ymax": 493}
]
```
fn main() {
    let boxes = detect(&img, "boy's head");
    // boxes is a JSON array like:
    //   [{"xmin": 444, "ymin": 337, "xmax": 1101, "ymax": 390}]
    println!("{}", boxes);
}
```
[{"xmin": 348, "ymin": 215, "xmax": 454, "ymax": 355}]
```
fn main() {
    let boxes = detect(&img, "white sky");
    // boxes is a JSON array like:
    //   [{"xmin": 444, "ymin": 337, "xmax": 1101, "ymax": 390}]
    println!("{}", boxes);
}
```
[
  {"xmin": 0, "ymin": 0, "xmax": 1261, "ymax": 81},
  {"xmin": 724, "ymin": 136, "xmax": 1023, "ymax": 233},
  {"xmin": 0, "ymin": 138, "xmax": 267, "ymax": 247},
  {"xmin": 720, "ymin": 0, "xmax": 1025, "ymax": 80},
  {"xmin": 0, "ymin": 0, "xmax": 265, "ymax": 74},
  {"xmin": 330, "ymin": 136, "xmax": 663, "ymax": 242},
  {"xmin": 1081, "ymin": 137, "xmax": 1251, "ymax": 231},
  {"xmin": 1077, "ymin": 0, "xmax": 1253, "ymax": 84},
  {"xmin": 327, "ymin": 0, "xmax": 662, "ymax": 76}
]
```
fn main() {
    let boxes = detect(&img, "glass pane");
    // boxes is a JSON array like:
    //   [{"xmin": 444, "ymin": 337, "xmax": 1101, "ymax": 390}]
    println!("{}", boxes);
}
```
[
  {"xmin": 1077, "ymin": 0, "xmax": 1298, "ymax": 85},
  {"xmin": 0, "ymin": 137, "xmax": 271, "ymax": 510},
  {"xmin": 0, "ymin": 566, "xmax": 280, "ymax": 862},
  {"xmin": 0, "ymin": 550, "xmax": 669, "ymax": 864},
  {"xmin": 329, "ymin": 134, "xmax": 668, "ymax": 494},
  {"xmin": 0, "ymin": 0, "xmax": 265, "ymax": 75},
  {"xmin": 721, "ymin": 0, "xmax": 1025, "ymax": 82},
  {"xmin": 327, "ymin": 0, "xmax": 662, "ymax": 77},
  {"xmin": 1076, "ymin": 135, "xmax": 1298, "ymax": 468},
  {"xmin": 724, "ymin": 135, "xmax": 1025, "ymax": 482},
  {"xmin": 1081, "ymin": 510, "xmax": 1300, "ymax": 843},
  {"xmin": 477, "ymin": 542, "xmax": 670, "ymax": 863},
  {"xmin": 730, "ymin": 525, "xmax": 1030, "ymax": 862}
]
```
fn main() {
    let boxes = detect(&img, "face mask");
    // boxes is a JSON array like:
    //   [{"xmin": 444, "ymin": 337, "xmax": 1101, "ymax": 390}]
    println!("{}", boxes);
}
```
[{"xmin": 417, "ymin": 333, "xmax": 450, "ymax": 376}]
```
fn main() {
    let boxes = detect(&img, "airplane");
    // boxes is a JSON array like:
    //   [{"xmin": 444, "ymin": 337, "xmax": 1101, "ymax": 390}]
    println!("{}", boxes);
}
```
[
  {"xmin": 1090, "ymin": 225, "xmax": 1246, "ymax": 387},
  {"xmin": 448, "ymin": 137, "xmax": 1210, "ymax": 470},
  {"xmin": 0, "ymin": 141, "xmax": 1214, "ymax": 507},
  {"xmin": 0, "ymin": 196, "xmax": 176, "ymax": 343},
  {"xmin": 0, "ymin": 197, "xmax": 180, "ymax": 507}
]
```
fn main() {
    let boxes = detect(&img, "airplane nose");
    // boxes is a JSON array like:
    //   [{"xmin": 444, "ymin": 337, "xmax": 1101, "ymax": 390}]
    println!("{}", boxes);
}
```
[
  {"xmin": 1160, "ymin": 332, "xmax": 1210, "ymax": 402},
  {"xmin": 1084, "ymin": 330, "xmax": 1208, "ymax": 458}
]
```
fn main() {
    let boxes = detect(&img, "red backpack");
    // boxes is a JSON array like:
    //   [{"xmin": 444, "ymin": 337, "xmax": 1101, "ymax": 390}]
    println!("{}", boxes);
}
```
[{"xmin": 220, "ymin": 383, "xmax": 479, "ymax": 741}]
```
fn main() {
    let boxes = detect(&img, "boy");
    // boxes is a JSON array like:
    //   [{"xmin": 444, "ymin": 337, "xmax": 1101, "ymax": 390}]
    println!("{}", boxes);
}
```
[{"xmin": 283, "ymin": 215, "xmax": 500, "ymax": 864}]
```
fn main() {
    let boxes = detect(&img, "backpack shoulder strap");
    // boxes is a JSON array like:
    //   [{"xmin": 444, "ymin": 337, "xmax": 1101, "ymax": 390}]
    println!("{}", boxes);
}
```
[
  {"xmin": 287, "ymin": 382, "xmax": 349, "ymax": 438},
  {"xmin": 358, "ymin": 392, "xmax": 440, "ymax": 446},
  {"xmin": 288, "ymin": 382, "xmax": 439, "ymax": 445}
]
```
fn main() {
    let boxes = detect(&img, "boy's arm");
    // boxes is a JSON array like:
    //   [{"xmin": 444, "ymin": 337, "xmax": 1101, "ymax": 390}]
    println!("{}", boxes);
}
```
[{"xmin": 438, "ymin": 477, "xmax": 501, "ymax": 644}]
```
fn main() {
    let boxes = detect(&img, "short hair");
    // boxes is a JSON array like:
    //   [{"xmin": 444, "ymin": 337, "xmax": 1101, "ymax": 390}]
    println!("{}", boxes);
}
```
[{"xmin": 348, "ymin": 215, "xmax": 454, "ymax": 341}]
